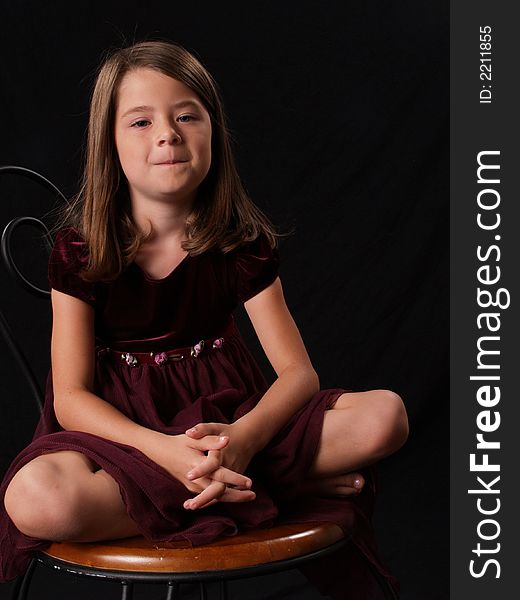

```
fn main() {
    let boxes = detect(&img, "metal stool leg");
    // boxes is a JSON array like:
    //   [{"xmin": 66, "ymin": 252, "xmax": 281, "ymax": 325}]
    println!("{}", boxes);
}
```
[
  {"xmin": 13, "ymin": 558, "xmax": 37, "ymax": 600},
  {"xmin": 120, "ymin": 580, "xmax": 134, "ymax": 600},
  {"xmin": 9, "ymin": 576, "xmax": 22, "ymax": 600},
  {"xmin": 219, "ymin": 579, "xmax": 228, "ymax": 600},
  {"xmin": 198, "ymin": 582, "xmax": 207, "ymax": 600},
  {"xmin": 165, "ymin": 581, "xmax": 179, "ymax": 599}
]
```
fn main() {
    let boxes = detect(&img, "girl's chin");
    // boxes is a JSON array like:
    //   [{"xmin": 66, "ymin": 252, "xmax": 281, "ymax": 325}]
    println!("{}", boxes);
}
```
[{"xmin": 147, "ymin": 188, "xmax": 199, "ymax": 203}]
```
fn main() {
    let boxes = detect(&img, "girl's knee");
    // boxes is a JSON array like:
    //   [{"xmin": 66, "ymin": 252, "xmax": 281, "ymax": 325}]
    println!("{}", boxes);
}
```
[
  {"xmin": 371, "ymin": 390, "xmax": 409, "ymax": 457},
  {"xmin": 4, "ymin": 456, "xmax": 85, "ymax": 540}
]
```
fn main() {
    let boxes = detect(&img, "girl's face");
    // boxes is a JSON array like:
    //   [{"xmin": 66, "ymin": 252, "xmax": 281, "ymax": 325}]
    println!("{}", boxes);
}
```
[{"xmin": 114, "ymin": 68, "xmax": 212, "ymax": 208}]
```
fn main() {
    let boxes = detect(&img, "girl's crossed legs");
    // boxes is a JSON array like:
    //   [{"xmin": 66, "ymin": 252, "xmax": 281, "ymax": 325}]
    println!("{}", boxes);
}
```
[
  {"xmin": 4, "ymin": 451, "xmax": 140, "ymax": 541},
  {"xmin": 299, "ymin": 389, "xmax": 408, "ymax": 497},
  {"xmin": 3, "ymin": 389, "xmax": 408, "ymax": 543}
]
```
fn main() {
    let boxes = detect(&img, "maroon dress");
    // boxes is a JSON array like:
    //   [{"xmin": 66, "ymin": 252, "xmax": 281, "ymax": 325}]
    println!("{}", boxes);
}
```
[{"xmin": 0, "ymin": 227, "xmax": 399, "ymax": 598}]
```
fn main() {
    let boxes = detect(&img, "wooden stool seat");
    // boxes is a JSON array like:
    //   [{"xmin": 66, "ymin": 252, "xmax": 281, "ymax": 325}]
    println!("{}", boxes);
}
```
[{"xmin": 41, "ymin": 522, "xmax": 345, "ymax": 573}]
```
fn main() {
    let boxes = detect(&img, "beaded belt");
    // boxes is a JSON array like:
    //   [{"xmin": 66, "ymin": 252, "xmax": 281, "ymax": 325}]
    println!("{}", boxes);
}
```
[
  {"xmin": 97, "ymin": 335, "xmax": 225, "ymax": 367},
  {"xmin": 97, "ymin": 320, "xmax": 236, "ymax": 367}
]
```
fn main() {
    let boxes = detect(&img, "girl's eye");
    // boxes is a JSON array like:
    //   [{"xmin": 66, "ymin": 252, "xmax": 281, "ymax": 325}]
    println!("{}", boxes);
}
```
[
  {"xmin": 177, "ymin": 114, "xmax": 195, "ymax": 123},
  {"xmin": 130, "ymin": 119, "xmax": 150, "ymax": 128}
]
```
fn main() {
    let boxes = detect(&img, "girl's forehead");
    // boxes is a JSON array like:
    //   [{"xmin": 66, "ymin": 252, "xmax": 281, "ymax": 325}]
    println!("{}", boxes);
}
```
[{"xmin": 115, "ymin": 68, "xmax": 204, "ymax": 112}]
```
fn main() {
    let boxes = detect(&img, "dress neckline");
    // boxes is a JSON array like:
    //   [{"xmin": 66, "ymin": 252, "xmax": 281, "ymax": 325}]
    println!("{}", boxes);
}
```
[{"xmin": 132, "ymin": 253, "xmax": 191, "ymax": 283}]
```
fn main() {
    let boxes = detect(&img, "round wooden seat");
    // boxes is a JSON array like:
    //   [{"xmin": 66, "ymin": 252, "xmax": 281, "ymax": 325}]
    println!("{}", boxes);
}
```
[{"xmin": 41, "ymin": 522, "xmax": 345, "ymax": 573}]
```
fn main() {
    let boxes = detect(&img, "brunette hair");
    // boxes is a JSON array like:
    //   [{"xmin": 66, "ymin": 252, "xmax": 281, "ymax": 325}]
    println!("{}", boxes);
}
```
[{"xmin": 54, "ymin": 39, "xmax": 283, "ymax": 282}]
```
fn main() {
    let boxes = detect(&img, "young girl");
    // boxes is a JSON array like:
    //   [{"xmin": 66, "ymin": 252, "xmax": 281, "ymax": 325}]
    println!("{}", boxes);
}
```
[{"xmin": 0, "ymin": 40, "xmax": 408, "ymax": 597}]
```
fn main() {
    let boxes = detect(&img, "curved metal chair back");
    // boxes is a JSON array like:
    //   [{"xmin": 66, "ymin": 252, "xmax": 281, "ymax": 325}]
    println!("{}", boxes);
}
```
[{"xmin": 0, "ymin": 165, "xmax": 68, "ymax": 413}]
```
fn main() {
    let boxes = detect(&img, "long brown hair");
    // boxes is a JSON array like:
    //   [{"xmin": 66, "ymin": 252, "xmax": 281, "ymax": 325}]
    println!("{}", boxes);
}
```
[{"xmin": 53, "ymin": 40, "xmax": 285, "ymax": 282}]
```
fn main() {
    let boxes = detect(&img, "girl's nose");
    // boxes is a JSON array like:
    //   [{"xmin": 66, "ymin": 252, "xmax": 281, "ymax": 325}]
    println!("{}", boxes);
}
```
[{"xmin": 158, "ymin": 126, "xmax": 181, "ymax": 145}]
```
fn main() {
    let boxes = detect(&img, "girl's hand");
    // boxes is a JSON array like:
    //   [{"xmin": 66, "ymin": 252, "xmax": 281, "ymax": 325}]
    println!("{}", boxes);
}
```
[
  {"xmin": 185, "ymin": 422, "xmax": 257, "ymax": 481},
  {"xmin": 147, "ymin": 432, "xmax": 255, "ymax": 508}
]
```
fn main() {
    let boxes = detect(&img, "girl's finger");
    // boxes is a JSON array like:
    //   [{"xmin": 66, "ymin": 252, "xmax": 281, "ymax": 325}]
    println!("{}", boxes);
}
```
[
  {"xmin": 186, "ymin": 497, "xmax": 219, "ymax": 511},
  {"xmin": 185, "ymin": 475, "xmax": 213, "ymax": 494},
  {"xmin": 186, "ymin": 451, "xmax": 222, "ymax": 480},
  {"xmin": 210, "ymin": 467, "xmax": 252, "ymax": 489},
  {"xmin": 184, "ymin": 480, "xmax": 226, "ymax": 510},
  {"xmin": 185, "ymin": 423, "xmax": 221, "ymax": 438},
  {"xmin": 191, "ymin": 435, "xmax": 229, "ymax": 451},
  {"xmin": 219, "ymin": 488, "xmax": 256, "ymax": 503},
  {"xmin": 186, "ymin": 485, "xmax": 255, "ymax": 509}
]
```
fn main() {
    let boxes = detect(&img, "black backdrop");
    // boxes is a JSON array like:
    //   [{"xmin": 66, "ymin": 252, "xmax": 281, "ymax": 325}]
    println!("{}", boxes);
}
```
[{"xmin": 0, "ymin": 2, "xmax": 448, "ymax": 599}]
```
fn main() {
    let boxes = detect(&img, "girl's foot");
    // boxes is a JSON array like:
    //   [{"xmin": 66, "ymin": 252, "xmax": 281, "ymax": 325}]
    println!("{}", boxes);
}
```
[
  {"xmin": 302, "ymin": 472, "xmax": 365, "ymax": 498},
  {"xmin": 282, "ymin": 472, "xmax": 365, "ymax": 501}
]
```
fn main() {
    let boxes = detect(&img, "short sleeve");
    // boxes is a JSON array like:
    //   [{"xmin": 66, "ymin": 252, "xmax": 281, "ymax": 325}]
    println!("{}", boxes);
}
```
[
  {"xmin": 230, "ymin": 233, "xmax": 280, "ymax": 303},
  {"xmin": 48, "ymin": 227, "xmax": 96, "ymax": 307}
]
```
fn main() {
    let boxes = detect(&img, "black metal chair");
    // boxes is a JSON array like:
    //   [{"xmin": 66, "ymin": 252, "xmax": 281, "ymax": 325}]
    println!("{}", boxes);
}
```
[{"xmin": 0, "ymin": 166, "xmax": 396, "ymax": 600}]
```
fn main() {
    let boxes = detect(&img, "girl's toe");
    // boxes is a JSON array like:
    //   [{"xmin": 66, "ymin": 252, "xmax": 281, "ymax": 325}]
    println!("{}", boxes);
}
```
[{"xmin": 338, "ymin": 473, "xmax": 365, "ymax": 493}]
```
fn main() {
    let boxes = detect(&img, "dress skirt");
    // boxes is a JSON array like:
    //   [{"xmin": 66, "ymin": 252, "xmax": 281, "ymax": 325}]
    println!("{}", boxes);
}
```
[{"xmin": 0, "ymin": 321, "xmax": 399, "ymax": 598}]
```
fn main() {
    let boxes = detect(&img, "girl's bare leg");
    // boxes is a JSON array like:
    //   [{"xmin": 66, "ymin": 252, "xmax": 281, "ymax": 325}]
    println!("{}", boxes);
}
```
[
  {"xmin": 301, "ymin": 389, "xmax": 408, "ymax": 497},
  {"xmin": 4, "ymin": 450, "xmax": 141, "ymax": 542}
]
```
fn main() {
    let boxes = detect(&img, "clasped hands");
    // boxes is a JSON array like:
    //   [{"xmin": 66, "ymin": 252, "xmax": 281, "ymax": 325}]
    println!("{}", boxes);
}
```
[{"xmin": 155, "ymin": 422, "xmax": 257, "ymax": 511}]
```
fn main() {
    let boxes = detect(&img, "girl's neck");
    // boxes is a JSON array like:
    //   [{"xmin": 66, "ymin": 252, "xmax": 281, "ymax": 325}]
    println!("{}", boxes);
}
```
[{"xmin": 131, "ymin": 195, "xmax": 193, "ymax": 243}]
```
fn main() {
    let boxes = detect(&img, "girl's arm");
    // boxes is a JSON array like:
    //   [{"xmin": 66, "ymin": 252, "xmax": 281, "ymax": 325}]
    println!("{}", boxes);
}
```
[
  {"xmin": 235, "ymin": 276, "xmax": 321, "ymax": 449},
  {"xmin": 185, "ymin": 276, "xmax": 321, "ymax": 491},
  {"xmin": 50, "ymin": 289, "xmax": 254, "ymax": 504}
]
